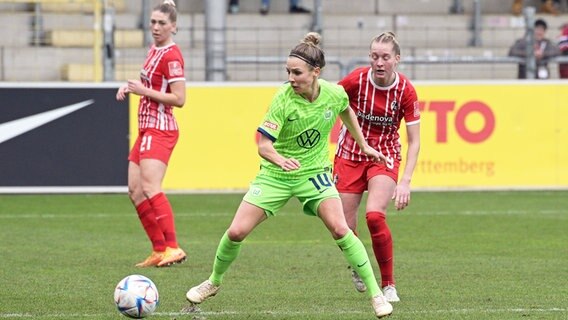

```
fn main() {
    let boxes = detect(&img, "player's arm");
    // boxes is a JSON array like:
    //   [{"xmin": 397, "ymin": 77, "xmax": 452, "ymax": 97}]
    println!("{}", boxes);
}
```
[
  {"xmin": 257, "ymin": 134, "xmax": 300, "ymax": 171},
  {"xmin": 339, "ymin": 107, "xmax": 388, "ymax": 164},
  {"xmin": 127, "ymin": 79, "xmax": 186, "ymax": 108},
  {"xmin": 393, "ymin": 123, "xmax": 420, "ymax": 210}
]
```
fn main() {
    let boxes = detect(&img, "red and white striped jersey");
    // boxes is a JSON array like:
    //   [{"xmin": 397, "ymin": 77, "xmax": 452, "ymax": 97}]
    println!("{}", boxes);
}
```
[
  {"xmin": 335, "ymin": 67, "xmax": 420, "ymax": 162},
  {"xmin": 138, "ymin": 43, "xmax": 185, "ymax": 130}
]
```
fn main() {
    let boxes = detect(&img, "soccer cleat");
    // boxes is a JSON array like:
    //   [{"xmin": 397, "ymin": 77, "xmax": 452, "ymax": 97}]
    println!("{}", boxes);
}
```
[
  {"xmin": 157, "ymin": 247, "xmax": 187, "ymax": 267},
  {"xmin": 348, "ymin": 266, "xmax": 367, "ymax": 293},
  {"xmin": 135, "ymin": 251, "xmax": 164, "ymax": 268},
  {"xmin": 371, "ymin": 294, "xmax": 393, "ymax": 318},
  {"xmin": 186, "ymin": 280, "xmax": 220, "ymax": 304},
  {"xmin": 382, "ymin": 285, "xmax": 400, "ymax": 302}
]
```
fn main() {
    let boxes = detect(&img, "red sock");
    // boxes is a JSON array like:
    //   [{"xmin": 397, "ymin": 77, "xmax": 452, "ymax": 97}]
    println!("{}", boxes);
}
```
[
  {"xmin": 366, "ymin": 211, "xmax": 394, "ymax": 287},
  {"xmin": 136, "ymin": 199, "xmax": 166, "ymax": 252},
  {"xmin": 149, "ymin": 192, "xmax": 178, "ymax": 248}
]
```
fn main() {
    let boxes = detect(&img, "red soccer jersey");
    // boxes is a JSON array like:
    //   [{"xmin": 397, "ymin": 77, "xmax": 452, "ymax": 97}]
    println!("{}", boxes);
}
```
[
  {"xmin": 335, "ymin": 67, "xmax": 420, "ymax": 162},
  {"xmin": 138, "ymin": 43, "xmax": 185, "ymax": 130}
]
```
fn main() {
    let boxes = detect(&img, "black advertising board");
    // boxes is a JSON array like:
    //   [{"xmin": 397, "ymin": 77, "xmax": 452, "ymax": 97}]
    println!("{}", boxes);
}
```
[{"xmin": 0, "ymin": 84, "xmax": 129, "ymax": 191}]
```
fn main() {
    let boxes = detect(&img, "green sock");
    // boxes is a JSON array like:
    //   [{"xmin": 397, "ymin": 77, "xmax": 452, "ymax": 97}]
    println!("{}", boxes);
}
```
[
  {"xmin": 336, "ymin": 230, "xmax": 381, "ymax": 297},
  {"xmin": 208, "ymin": 231, "xmax": 242, "ymax": 286}
]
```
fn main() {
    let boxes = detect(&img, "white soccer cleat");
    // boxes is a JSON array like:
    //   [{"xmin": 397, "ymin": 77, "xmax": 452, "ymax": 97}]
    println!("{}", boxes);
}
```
[
  {"xmin": 186, "ymin": 280, "xmax": 220, "ymax": 304},
  {"xmin": 348, "ymin": 266, "xmax": 367, "ymax": 293},
  {"xmin": 382, "ymin": 285, "xmax": 400, "ymax": 302},
  {"xmin": 371, "ymin": 294, "xmax": 393, "ymax": 318}
]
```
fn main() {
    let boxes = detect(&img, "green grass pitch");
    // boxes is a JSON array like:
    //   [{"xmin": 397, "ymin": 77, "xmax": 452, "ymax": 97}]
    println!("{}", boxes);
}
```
[{"xmin": 0, "ymin": 191, "xmax": 567, "ymax": 319}]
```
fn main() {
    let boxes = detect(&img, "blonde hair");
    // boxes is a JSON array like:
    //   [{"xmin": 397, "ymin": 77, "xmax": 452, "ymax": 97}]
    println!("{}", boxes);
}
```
[
  {"xmin": 154, "ymin": 0, "xmax": 177, "ymax": 23},
  {"xmin": 289, "ymin": 32, "xmax": 326, "ymax": 69},
  {"xmin": 370, "ymin": 32, "xmax": 400, "ymax": 55}
]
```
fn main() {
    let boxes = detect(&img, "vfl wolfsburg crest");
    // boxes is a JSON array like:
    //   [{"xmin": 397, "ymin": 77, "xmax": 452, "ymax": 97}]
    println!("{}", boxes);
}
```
[
  {"xmin": 297, "ymin": 129, "xmax": 321, "ymax": 149},
  {"xmin": 324, "ymin": 110, "xmax": 332, "ymax": 120}
]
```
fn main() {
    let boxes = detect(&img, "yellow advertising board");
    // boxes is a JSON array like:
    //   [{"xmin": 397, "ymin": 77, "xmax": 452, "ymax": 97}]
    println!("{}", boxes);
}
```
[{"xmin": 129, "ymin": 82, "xmax": 568, "ymax": 190}]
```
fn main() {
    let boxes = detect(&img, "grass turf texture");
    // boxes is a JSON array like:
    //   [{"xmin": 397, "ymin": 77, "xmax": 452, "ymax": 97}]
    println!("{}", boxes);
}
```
[{"xmin": 0, "ymin": 191, "xmax": 566, "ymax": 319}]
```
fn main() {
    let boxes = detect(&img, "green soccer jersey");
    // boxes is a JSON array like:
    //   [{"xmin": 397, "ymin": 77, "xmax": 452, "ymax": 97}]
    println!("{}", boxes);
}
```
[{"xmin": 257, "ymin": 79, "xmax": 349, "ymax": 179}]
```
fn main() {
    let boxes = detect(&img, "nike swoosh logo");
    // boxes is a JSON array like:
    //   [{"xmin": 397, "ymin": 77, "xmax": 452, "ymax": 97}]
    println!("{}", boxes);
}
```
[
  {"xmin": 0, "ymin": 99, "xmax": 94, "ymax": 144},
  {"xmin": 357, "ymin": 261, "xmax": 368, "ymax": 268},
  {"xmin": 216, "ymin": 255, "xmax": 230, "ymax": 263}
]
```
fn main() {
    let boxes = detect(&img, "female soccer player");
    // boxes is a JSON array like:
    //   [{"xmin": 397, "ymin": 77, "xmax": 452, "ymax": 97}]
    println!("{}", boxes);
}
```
[
  {"xmin": 185, "ymin": 32, "xmax": 393, "ymax": 318},
  {"xmin": 334, "ymin": 32, "xmax": 421, "ymax": 302},
  {"xmin": 116, "ymin": 0, "xmax": 187, "ymax": 268}
]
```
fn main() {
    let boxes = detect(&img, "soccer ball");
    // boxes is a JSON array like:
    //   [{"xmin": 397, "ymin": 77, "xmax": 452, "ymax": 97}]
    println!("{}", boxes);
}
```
[{"xmin": 114, "ymin": 274, "xmax": 159, "ymax": 318}]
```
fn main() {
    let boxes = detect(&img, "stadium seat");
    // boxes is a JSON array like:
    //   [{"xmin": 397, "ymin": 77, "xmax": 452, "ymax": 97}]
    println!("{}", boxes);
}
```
[
  {"xmin": 45, "ymin": 29, "xmax": 143, "ymax": 48},
  {"xmin": 62, "ymin": 63, "xmax": 140, "ymax": 81}
]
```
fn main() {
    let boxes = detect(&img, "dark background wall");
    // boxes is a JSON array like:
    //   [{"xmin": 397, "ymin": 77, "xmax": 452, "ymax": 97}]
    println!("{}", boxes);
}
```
[{"xmin": 0, "ymin": 87, "xmax": 129, "ymax": 187}]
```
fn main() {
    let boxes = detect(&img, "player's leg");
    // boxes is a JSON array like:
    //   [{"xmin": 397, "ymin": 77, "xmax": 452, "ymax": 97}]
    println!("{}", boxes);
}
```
[
  {"xmin": 317, "ymin": 197, "xmax": 393, "ymax": 318},
  {"xmin": 138, "ymin": 157, "xmax": 186, "ymax": 266},
  {"xmin": 186, "ymin": 201, "xmax": 268, "ymax": 304},
  {"xmin": 216, "ymin": 201, "xmax": 267, "ymax": 280},
  {"xmin": 338, "ymin": 193, "xmax": 368, "ymax": 292},
  {"xmin": 128, "ymin": 135, "xmax": 167, "ymax": 267},
  {"xmin": 333, "ymin": 156, "xmax": 368, "ymax": 292},
  {"xmin": 334, "ymin": 157, "xmax": 367, "ymax": 232},
  {"xmin": 187, "ymin": 175, "xmax": 288, "ymax": 304},
  {"xmin": 339, "ymin": 193, "xmax": 363, "ymax": 231},
  {"xmin": 317, "ymin": 198, "xmax": 379, "ymax": 294},
  {"xmin": 139, "ymin": 129, "xmax": 186, "ymax": 267},
  {"xmin": 366, "ymin": 174, "xmax": 399, "ymax": 301}
]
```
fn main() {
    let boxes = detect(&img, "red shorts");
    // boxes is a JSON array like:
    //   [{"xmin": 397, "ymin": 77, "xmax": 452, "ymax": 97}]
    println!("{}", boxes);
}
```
[
  {"xmin": 128, "ymin": 128, "xmax": 179, "ymax": 165},
  {"xmin": 333, "ymin": 156, "xmax": 400, "ymax": 193}
]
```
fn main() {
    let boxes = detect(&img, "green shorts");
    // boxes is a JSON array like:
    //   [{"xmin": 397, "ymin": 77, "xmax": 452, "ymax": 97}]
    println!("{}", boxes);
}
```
[{"xmin": 243, "ymin": 171, "xmax": 339, "ymax": 217}]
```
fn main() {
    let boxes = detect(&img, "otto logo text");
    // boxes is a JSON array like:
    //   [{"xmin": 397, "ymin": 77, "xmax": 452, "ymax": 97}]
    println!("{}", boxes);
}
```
[{"xmin": 420, "ymin": 100, "xmax": 495, "ymax": 143}]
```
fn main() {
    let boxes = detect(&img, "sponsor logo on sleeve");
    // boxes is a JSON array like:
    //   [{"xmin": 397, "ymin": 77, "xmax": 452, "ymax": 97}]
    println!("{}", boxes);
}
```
[
  {"xmin": 413, "ymin": 101, "xmax": 420, "ymax": 117},
  {"xmin": 168, "ymin": 61, "xmax": 183, "ymax": 76},
  {"xmin": 263, "ymin": 121, "xmax": 278, "ymax": 130}
]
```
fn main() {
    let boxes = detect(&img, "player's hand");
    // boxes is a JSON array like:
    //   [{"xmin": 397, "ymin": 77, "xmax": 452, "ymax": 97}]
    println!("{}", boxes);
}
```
[
  {"xmin": 392, "ymin": 182, "xmax": 411, "ymax": 210},
  {"xmin": 116, "ymin": 84, "xmax": 129, "ymax": 101},
  {"xmin": 280, "ymin": 158, "xmax": 300, "ymax": 172},
  {"xmin": 361, "ymin": 144, "xmax": 392, "ymax": 168},
  {"xmin": 127, "ymin": 80, "xmax": 146, "ymax": 96}
]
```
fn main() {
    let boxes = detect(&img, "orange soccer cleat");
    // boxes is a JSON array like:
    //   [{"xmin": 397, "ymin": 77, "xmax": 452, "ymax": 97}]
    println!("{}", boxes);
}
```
[
  {"xmin": 135, "ymin": 251, "xmax": 165, "ymax": 268},
  {"xmin": 157, "ymin": 247, "xmax": 187, "ymax": 267}
]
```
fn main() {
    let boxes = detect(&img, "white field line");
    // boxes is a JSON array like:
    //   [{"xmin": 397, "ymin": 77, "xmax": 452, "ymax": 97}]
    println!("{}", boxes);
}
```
[
  {"xmin": 0, "ymin": 209, "xmax": 566, "ymax": 219},
  {"xmin": 1, "ymin": 307, "xmax": 567, "ymax": 318}
]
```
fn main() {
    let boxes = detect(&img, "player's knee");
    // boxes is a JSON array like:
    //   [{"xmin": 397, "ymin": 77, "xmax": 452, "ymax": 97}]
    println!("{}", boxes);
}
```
[
  {"xmin": 226, "ymin": 228, "xmax": 247, "ymax": 242},
  {"xmin": 128, "ymin": 186, "xmax": 143, "ymax": 204},
  {"xmin": 366, "ymin": 211, "xmax": 386, "ymax": 231},
  {"xmin": 330, "ymin": 225, "xmax": 351, "ymax": 240},
  {"xmin": 366, "ymin": 212, "xmax": 391, "ymax": 242}
]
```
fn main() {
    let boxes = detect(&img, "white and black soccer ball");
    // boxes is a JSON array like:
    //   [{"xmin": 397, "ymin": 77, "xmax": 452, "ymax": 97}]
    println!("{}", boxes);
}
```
[{"xmin": 114, "ymin": 274, "xmax": 159, "ymax": 318}]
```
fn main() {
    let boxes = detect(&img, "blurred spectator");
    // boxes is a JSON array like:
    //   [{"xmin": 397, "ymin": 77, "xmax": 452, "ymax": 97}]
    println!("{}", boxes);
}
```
[
  {"xmin": 512, "ymin": 0, "xmax": 563, "ymax": 16},
  {"xmin": 228, "ymin": 0, "xmax": 239, "ymax": 13},
  {"xmin": 540, "ymin": 0, "xmax": 561, "ymax": 14},
  {"xmin": 228, "ymin": 0, "xmax": 311, "ymax": 15},
  {"xmin": 508, "ymin": 18, "xmax": 561, "ymax": 79},
  {"xmin": 449, "ymin": 0, "xmax": 464, "ymax": 14},
  {"xmin": 512, "ymin": 0, "xmax": 523, "ymax": 15},
  {"xmin": 260, "ymin": 0, "xmax": 311, "ymax": 15},
  {"xmin": 558, "ymin": 23, "xmax": 568, "ymax": 78}
]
